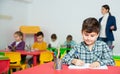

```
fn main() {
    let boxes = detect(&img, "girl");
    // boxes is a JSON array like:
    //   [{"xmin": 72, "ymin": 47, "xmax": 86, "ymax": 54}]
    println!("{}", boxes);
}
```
[
  {"xmin": 7, "ymin": 31, "xmax": 26, "ymax": 71},
  {"xmin": 8, "ymin": 31, "xmax": 25, "ymax": 50}
]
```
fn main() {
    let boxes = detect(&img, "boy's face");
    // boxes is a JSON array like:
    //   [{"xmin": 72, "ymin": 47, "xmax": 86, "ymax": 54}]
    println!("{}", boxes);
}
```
[
  {"xmin": 82, "ymin": 31, "xmax": 99, "ymax": 46},
  {"xmin": 14, "ymin": 34, "xmax": 22, "ymax": 42},
  {"xmin": 37, "ymin": 35, "xmax": 43, "ymax": 43},
  {"xmin": 67, "ymin": 38, "xmax": 71, "ymax": 43},
  {"xmin": 52, "ymin": 39, "xmax": 56, "ymax": 42}
]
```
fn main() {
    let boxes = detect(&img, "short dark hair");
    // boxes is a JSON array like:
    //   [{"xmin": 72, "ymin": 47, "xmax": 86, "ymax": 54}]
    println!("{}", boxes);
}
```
[
  {"xmin": 66, "ymin": 35, "xmax": 72, "ymax": 41},
  {"xmin": 82, "ymin": 17, "xmax": 100, "ymax": 34},
  {"xmin": 36, "ymin": 31, "xmax": 44, "ymax": 37},
  {"xmin": 51, "ymin": 34, "xmax": 57, "ymax": 39}
]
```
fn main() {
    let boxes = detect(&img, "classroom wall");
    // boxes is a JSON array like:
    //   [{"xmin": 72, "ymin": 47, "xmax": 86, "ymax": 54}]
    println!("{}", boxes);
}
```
[
  {"xmin": 27, "ymin": 0, "xmax": 120, "ymax": 55},
  {"xmin": 0, "ymin": 0, "xmax": 29, "ymax": 49},
  {"xmin": 0, "ymin": 0, "xmax": 120, "ymax": 55}
]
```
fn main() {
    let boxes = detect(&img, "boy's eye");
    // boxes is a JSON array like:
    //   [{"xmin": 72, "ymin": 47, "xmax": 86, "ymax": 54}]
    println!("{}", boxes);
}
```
[
  {"xmin": 84, "ymin": 33, "xmax": 95, "ymax": 37},
  {"xmin": 85, "ymin": 34, "xmax": 89, "ymax": 36},
  {"xmin": 91, "ymin": 35, "xmax": 95, "ymax": 37}
]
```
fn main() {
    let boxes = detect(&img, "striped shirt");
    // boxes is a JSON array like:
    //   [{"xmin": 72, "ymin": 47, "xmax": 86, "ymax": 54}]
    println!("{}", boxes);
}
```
[{"xmin": 62, "ymin": 40, "xmax": 115, "ymax": 66}]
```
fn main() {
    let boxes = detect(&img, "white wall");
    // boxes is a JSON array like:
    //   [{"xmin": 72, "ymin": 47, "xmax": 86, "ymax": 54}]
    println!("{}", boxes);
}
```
[
  {"xmin": 0, "ymin": 0, "xmax": 29, "ymax": 49},
  {"xmin": 0, "ymin": 0, "xmax": 120, "ymax": 55},
  {"xmin": 27, "ymin": 0, "xmax": 120, "ymax": 55}
]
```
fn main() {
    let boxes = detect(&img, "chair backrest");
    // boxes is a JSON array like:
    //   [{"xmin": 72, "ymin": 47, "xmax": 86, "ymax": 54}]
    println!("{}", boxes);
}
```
[
  {"xmin": 20, "ymin": 26, "xmax": 40, "ymax": 34},
  {"xmin": 60, "ymin": 50, "xmax": 67, "ymax": 59},
  {"xmin": 40, "ymin": 51, "xmax": 53, "ymax": 64},
  {"xmin": 5, "ymin": 52, "xmax": 21, "ymax": 64},
  {"xmin": 19, "ymin": 26, "xmax": 40, "ymax": 42}
]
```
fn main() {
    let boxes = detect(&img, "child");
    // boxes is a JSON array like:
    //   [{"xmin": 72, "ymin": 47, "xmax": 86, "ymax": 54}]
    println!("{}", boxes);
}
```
[
  {"xmin": 28, "ymin": 31, "xmax": 47, "ymax": 66},
  {"xmin": 62, "ymin": 17, "xmax": 114, "ymax": 68},
  {"xmin": 32, "ymin": 31, "xmax": 47, "ymax": 50},
  {"xmin": 48, "ymin": 34, "xmax": 60, "ymax": 48},
  {"xmin": 7, "ymin": 31, "xmax": 26, "ymax": 71},
  {"xmin": 8, "ymin": 31, "xmax": 25, "ymax": 50},
  {"xmin": 62, "ymin": 35, "xmax": 76, "ymax": 48}
]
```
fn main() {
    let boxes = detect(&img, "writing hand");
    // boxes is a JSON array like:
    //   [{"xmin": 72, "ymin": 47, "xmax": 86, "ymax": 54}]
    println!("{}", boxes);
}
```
[
  {"xmin": 72, "ymin": 59, "xmax": 84, "ymax": 66},
  {"xmin": 89, "ymin": 61, "xmax": 100, "ymax": 68}
]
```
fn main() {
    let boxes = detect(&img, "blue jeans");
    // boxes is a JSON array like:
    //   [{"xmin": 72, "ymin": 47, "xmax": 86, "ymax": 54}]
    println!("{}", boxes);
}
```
[
  {"xmin": 98, "ymin": 37, "xmax": 113, "ymax": 48},
  {"xmin": 28, "ymin": 55, "xmax": 40, "ymax": 66}
]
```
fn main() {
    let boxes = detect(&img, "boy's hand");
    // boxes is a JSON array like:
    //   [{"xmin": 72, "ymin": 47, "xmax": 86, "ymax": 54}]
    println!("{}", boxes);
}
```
[
  {"xmin": 61, "ymin": 45, "xmax": 65, "ymax": 48},
  {"xmin": 34, "ymin": 48, "xmax": 39, "ymax": 50},
  {"xmin": 31, "ymin": 48, "xmax": 39, "ymax": 52},
  {"xmin": 72, "ymin": 59, "xmax": 84, "ymax": 66},
  {"xmin": 89, "ymin": 61, "xmax": 100, "ymax": 68},
  {"xmin": 5, "ymin": 48, "xmax": 10, "ymax": 51}
]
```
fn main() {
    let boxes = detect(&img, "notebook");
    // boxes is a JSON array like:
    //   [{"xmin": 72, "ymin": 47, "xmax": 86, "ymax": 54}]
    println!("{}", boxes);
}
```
[{"xmin": 68, "ymin": 63, "xmax": 108, "ymax": 69}]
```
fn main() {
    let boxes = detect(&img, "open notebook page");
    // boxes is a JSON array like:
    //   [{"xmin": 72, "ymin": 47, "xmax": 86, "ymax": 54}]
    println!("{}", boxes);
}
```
[{"xmin": 68, "ymin": 63, "xmax": 108, "ymax": 69}]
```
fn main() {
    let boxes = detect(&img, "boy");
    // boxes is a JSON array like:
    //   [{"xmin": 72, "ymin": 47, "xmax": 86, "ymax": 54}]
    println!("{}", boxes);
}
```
[
  {"xmin": 63, "ymin": 35, "xmax": 76, "ymax": 48},
  {"xmin": 49, "ymin": 34, "xmax": 59, "ymax": 48},
  {"xmin": 32, "ymin": 31, "xmax": 47, "ymax": 50},
  {"xmin": 28, "ymin": 31, "xmax": 47, "ymax": 66},
  {"xmin": 62, "ymin": 17, "xmax": 114, "ymax": 68}
]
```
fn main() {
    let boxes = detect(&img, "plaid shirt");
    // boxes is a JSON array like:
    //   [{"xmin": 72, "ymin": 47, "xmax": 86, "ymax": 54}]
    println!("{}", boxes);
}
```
[{"xmin": 62, "ymin": 40, "xmax": 115, "ymax": 66}]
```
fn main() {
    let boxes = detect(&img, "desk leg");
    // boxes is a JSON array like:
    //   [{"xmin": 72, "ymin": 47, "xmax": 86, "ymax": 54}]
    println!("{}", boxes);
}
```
[{"xmin": 33, "ymin": 55, "xmax": 37, "ymax": 66}]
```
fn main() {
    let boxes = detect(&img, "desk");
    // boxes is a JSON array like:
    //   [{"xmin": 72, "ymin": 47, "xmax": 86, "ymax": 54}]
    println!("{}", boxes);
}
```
[
  {"xmin": 13, "ymin": 62, "xmax": 120, "ymax": 74},
  {"xmin": 48, "ymin": 48, "xmax": 71, "ymax": 55},
  {"xmin": 0, "ymin": 56, "xmax": 10, "ymax": 73},
  {"xmin": 0, "ymin": 50, "xmax": 45, "ymax": 66},
  {"xmin": 17, "ymin": 50, "xmax": 42, "ymax": 66}
]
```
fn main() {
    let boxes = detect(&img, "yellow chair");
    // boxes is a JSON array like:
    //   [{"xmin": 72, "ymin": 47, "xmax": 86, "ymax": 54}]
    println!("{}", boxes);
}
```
[
  {"xmin": 114, "ymin": 60, "xmax": 120, "ymax": 66},
  {"xmin": 5, "ymin": 52, "xmax": 26, "ymax": 73},
  {"xmin": 20, "ymin": 26, "xmax": 40, "ymax": 34},
  {"xmin": 19, "ymin": 26, "xmax": 40, "ymax": 42},
  {"xmin": 40, "ymin": 51, "xmax": 53, "ymax": 64},
  {"xmin": 113, "ymin": 56, "xmax": 120, "ymax": 66}
]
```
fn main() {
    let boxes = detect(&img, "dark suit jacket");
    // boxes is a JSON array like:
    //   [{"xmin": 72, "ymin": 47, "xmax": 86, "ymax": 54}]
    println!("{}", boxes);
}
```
[{"xmin": 99, "ymin": 15, "xmax": 117, "ymax": 41}]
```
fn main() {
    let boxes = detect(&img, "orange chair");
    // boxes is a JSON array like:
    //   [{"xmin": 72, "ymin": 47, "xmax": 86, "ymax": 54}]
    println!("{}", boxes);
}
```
[
  {"xmin": 5, "ymin": 52, "xmax": 26, "ymax": 73},
  {"xmin": 40, "ymin": 51, "xmax": 53, "ymax": 64}
]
